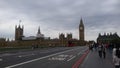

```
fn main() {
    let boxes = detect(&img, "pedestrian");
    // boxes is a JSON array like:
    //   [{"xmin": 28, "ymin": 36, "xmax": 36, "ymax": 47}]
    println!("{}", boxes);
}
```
[
  {"xmin": 113, "ymin": 46, "xmax": 120, "ymax": 68},
  {"xmin": 98, "ymin": 44, "xmax": 103, "ymax": 58},
  {"xmin": 89, "ymin": 45, "xmax": 93, "ymax": 51},
  {"xmin": 31, "ymin": 43, "xmax": 34, "ymax": 50},
  {"xmin": 113, "ymin": 45, "xmax": 117, "ymax": 58},
  {"xmin": 102, "ymin": 44, "xmax": 106, "ymax": 59},
  {"xmin": 94, "ymin": 43, "xmax": 98, "ymax": 51}
]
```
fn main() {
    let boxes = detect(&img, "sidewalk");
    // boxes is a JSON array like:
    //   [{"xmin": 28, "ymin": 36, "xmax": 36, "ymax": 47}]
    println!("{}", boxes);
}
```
[{"xmin": 79, "ymin": 50, "xmax": 114, "ymax": 68}]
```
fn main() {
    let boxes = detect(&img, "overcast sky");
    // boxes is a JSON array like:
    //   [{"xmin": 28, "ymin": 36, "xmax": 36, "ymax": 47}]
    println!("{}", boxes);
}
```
[{"xmin": 0, "ymin": 0, "xmax": 120, "ymax": 41}]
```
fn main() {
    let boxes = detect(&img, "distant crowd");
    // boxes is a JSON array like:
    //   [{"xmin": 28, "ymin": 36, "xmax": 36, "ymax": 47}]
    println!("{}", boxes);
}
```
[{"xmin": 88, "ymin": 43, "xmax": 120, "ymax": 68}]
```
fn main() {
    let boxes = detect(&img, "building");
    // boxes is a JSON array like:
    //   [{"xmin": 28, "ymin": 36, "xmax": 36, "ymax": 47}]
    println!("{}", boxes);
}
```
[
  {"xmin": 21, "ymin": 26, "xmax": 46, "ymax": 41},
  {"xmin": 97, "ymin": 32, "xmax": 120, "ymax": 44},
  {"xmin": 79, "ymin": 18, "xmax": 85, "ymax": 45},
  {"xmin": 0, "ymin": 38, "xmax": 6, "ymax": 46},
  {"xmin": 36, "ymin": 26, "xmax": 44, "ymax": 39},
  {"xmin": 12, "ymin": 18, "xmax": 86, "ymax": 47},
  {"xmin": 59, "ymin": 33, "xmax": 73, "ymax": 46},
  {"xmin": 15, "ymin": 25, "xmax": 24, "ymax": 41}
]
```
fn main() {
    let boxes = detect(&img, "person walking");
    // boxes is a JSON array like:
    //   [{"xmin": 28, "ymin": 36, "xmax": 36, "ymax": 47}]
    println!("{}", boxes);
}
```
[
  {"xmin": 89, "ymin": 44, "xmax": 93, "ymax": 51},
  {"xmin": 113, "ymin": 46, "xmax": 120, "ymax": 68},
  {"xmin": 113, "ymin": 45, "xmax": 117, "ymax": 58},
  {"xmin": 98, "ymin": 44, "xmax": 103, "ymax": 58},
  {"xmin": 102, "ymin": 44, "xmax": 106, "ymax": 59}
]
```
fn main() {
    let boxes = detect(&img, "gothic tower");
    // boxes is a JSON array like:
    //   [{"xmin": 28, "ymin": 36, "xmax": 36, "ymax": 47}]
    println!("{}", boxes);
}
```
[
  {"xmin": 37, "ymin": 26, "xmax": 41, "ymax": 34},
  {"xmin": 59, "ymin": 33, "xmax": 65, "ymax": 40},
  {"xmin": 79, "ymin": 18, "xmax": 84, "ymax": 41},
  {"xmin": 67, "ymin": 33, "xmax": 72, "ymax": 40},
  {"xmin": 36, "ymin": 26, "xmax": 44, "ymax": 39},
  {"xmin": 15, "ymin": 24, "xmax": 24, "ymax": 41}
]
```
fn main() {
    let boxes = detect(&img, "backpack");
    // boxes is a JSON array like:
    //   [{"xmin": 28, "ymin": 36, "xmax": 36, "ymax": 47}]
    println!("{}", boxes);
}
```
[{"xmin": 116, "ymin": 48, "xmax": 120, "ymax": 58}]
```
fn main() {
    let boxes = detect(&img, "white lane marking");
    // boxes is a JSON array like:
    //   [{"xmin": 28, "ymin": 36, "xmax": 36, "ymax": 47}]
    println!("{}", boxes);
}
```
[
  {"xmin": 77, "ymin": 52, "xmax": 82, "ymax": 55},
  {"xmin": 77, "ymin": 48, "xmax": 88, "ymax": 56},
  {"xmin": 59, "ymin": 54, "xmax": 69, "ymax": 57},
  {"xmin": 77, "ymin": 51, "xmax": 85, "ymax": 55},
  {"xmin": 48, "ymin": 54, "xmax": 69, "ymax": 61},
  {"xmin": 67, "ymin": 56, "xmax": 76, "ymax": 61},
  {"xmin": 18, "ymin": 53, "xmax": 35, "ymax": 58},
  {"xmin": 0, "ymin": 53, "xmax": 14, "ymax": 57},
  {"xmin": 0, "ymin": 58, "xmax": 3, "ymax": 61},
  {"xmin": 18, "ymin": 56, "xmax": 22, "ymax": 58},
  {"xmin": 5, "ymin": 47, "xmax": 81, "ymax": 68},
  {"xmin": 48, "ymin": 57, "xmax": 66, "ymax": 61}
]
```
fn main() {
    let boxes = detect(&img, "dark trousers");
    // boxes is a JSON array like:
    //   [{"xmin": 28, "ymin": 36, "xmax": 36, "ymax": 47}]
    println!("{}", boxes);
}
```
[
  {"xmin": 103, "ymin": 51, "xmax": 106, "ymax": 58},
  {"xmin": 115, "ymin": 65, "xmax": 120, "ymax": 68},
  {"xmin": 98, "ymin": 51, "xmax": 102, "ymax": 58}
]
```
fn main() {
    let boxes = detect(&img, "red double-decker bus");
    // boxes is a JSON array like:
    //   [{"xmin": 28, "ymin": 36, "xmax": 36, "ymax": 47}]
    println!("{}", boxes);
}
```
[{"xmin": 68, "ymin": 40, "xmax": 74, "ymax": 47}]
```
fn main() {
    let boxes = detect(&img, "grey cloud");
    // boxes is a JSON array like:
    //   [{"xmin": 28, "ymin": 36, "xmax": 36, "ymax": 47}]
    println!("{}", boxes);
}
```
[{"xmin": 0, "ymin": 0, "xmax": 120, "ymax": 40}]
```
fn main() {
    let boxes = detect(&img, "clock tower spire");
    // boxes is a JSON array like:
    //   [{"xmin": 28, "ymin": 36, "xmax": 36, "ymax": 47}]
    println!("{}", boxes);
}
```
[{"xmin": 79, "ymin": 18, "xmax": 84, "ymax": 42}]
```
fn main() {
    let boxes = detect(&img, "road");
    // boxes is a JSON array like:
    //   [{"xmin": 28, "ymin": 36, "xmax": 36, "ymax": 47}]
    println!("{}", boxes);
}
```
[{"xmin": 0, "ymin": 46, "xmax": 88, "ymax": 68}]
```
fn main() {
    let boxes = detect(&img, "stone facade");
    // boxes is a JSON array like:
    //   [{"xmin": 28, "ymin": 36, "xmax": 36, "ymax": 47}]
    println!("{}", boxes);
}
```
[
  {"xmin": 0, "ymin": 38, "xmax": 6, "ymax": 47},
  {"xmin": 15, "ymin": 25, "xmax": 24, "ymax": 41}
]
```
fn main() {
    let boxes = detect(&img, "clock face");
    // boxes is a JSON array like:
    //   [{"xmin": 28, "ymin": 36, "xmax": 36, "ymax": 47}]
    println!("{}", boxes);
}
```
[{"xmin": 80, "ymin": 27, "xmax": 83, "ymax": 30}]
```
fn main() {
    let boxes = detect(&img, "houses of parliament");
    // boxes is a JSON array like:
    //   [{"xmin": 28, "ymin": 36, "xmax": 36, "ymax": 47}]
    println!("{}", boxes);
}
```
[{"xmin": 0, "ymin": 19, "xmax": 85, "ymax": 47}]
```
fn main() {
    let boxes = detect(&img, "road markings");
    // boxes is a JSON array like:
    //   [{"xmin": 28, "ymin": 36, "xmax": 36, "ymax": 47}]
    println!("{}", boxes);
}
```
[
  {"xmin": 0, "ymin": 59, "xmax": 3, "ymax": 61},
  {"xmin": 67, "ymin": 56, "xmax": 76, "ymax": 61},
  {"xmin": 49, "ymin": 57, "xmax": 66, "ymax": 61},
  {"xmin": 59, "ymin": 54, "xmax": 68, "ymax": 57},
  {"xmin": 77, "ymin": 48, "xmax": 88, "ymax": 56},
  {"xmin": 5, "ymin": 47, "xmax": 80, "ymax": 68},
  {"xmin": 77, "ymin": 52, "xmax": 85, "ymax": 55},
  {"xmin": 48, "ymin": 54, "xmax": 69, "ymax": 61},
  {"xmin": 18, "ymin": 53, "xmax": 35, "ymax": 58},
  {"xmin": 0, "ymin": 53, "xmax": 14, "ymax": 57},
  {"xmin": 48, "ymin": 54, "xmax": 76, "ymax": 61}
]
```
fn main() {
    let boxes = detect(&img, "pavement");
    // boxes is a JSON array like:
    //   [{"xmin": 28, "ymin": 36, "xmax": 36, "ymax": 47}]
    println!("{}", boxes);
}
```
[{"xmin": 79, "ymin": 49, "xmax": 115, "ymax": 68}]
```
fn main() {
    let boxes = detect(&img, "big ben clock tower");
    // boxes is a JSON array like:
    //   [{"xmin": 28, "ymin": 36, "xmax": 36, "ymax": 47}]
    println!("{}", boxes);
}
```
[{"xmin": 79, "ymin": 18, "xmax": 84, "ymax": 42}]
